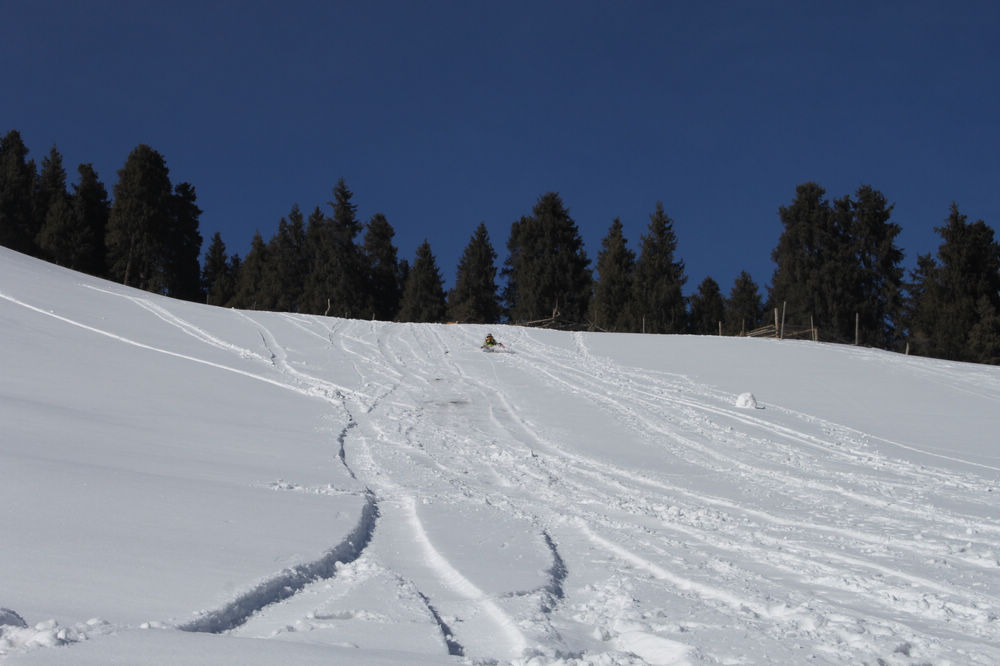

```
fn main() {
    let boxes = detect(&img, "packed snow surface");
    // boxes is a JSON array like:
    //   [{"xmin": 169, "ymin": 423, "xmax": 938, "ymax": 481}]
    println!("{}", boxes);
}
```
[{"xmin": 2, "ymin": 246, "xmax": 999, "ymax": 665}]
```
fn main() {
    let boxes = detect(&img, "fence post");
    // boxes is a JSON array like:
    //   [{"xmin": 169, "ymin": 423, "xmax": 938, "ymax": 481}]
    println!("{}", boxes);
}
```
[
  {"xmin": 780, "ymin": 301, "xmax": 786, "ymax": 339},
  {"xmin": 855, "ymin": 312, "xmax": 859, "ymax": 346},
  {"xmin": 774, "ymin": 308, "xmax": 779, "ymax": 338},
  {"xmin": 718, "ymin": 321, "xmax": 722, "ymax": 336}
]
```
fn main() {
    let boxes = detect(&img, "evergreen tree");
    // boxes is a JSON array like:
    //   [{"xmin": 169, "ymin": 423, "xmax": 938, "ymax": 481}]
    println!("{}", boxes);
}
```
[
  {"xmin": 589, "ymin": 218, "xmax": 635, "ymax": 331},
  {"xmin": 263, "ymin": 204, "xmax": 307, "ymax": 312},
  {"xmin": 398, "ymin": 240, "xmax": 446, "ymax": 322},
  {"xmin": 902, "ymin": 253, "xmax": 940, "ymax": 356},
  {"xmin": 0, "ymin": 130, "xmax": 38, "ymax": 254},
  {"xmin": 688, "ymin": 276, "xmax": 725, "ymax": 334},
  {"xmin": 201, "ymin": 232, "xmax": 237, "ymax": 306},
  {"xmin": 34, "ymin": 146, "xmax": 67, "ymax": 230},
  {"xmin": 34, "ymin": 146, "xmax": 90, "ymax": 268},
  {"xmin": 71, "ymin": 164, "xmax": 110, "ymax": 276},
  {"xmin": 230, "ymin": 231, "xmax": 269, "ymax": 309},
  {"xmin": 301, "ymin": 206, "xmax": 329, "ymax": 314},
  {"xmin": 448, "ymin": 222, "xmax": 501, "ymax": 324},
  {"xmin": 502, "ymin": 192, "xmax": 592, "ymax": 326},
  {"xmin": 968, "ymin": 296, "xmax": 1000, "ymax": 364},
  {"xmin": 36, "ymin": 190, "xmax": 90, "ymax": 268},
  {"xmin": 302, "ymin": 179, "xmax": 367, "ymax": 317},
  {"xmin": 363, "ymin": 213, "xmax": 403, "ymax": 320},
  {"xmin": 632, "ymin": 202, "xmax": 687, "ymax": 333},
  {"xmin": 907, "ymin": 203, "xmax": 1000, "ymax": 362},
  {"xmin": 769, "ymin": 183, "xmax": 836, "ymax": 332},
  {"xmin": 105, "ymin": 145, "xmax": 175, "ymax": 292},
  {"xmin": 848, "ymin": 185, "xmax": 904, "ymax": 348},
  {"xmin": 166, "ymin": 182, "xmax": 204, "ymax": 302},
  {"xmin": 724, "ymin": 270, "xmax": 764, "ymax": 335}
]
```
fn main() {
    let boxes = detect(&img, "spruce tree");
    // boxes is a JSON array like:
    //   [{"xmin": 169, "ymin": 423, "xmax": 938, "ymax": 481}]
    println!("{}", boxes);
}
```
[
  {"xmin": 632, "ymin": 202, "xmax": 687, "ymax": 333},
  {"xmin": 72, "ymin": 164, "xmax": 110, "ymax": 277},
  {"xmin": 0, "ymin": 130, "xmax": 38, "ymax": 254},
  {"xmin": 263, "ymin": 205, "xmax": 307, "ymax": 312},
  {"xmin": 398, "ymin": 240, "xmax": 446, "ymax": 322},
  {"xmin": 968, "ymin": 296, "xmax": 1000, "ymax": 364},
  {"xmin": 906, "ymin": 204, "xmax": 1000, "ymax": 362},
  {"xmin": 849, "ymin": 185, "xmax": 904, "ymax": 348},
  {"xmin": 363, "ymin": 213, "xmax": 403, "ymax": 320},
  {"xmin": 502, "ymin": 192, "xmax": 592, "ymax": 326},
  {"xmin": 34, "ymin": 146, "xmax": 67, "ymax": 231},
  {"xmin": 302, "ymin": 179, "xmax": 367, "ymax": 317},
  {"xmin": 34, "ymin": 146, "xmax": 90, "ymax": 268},
  {"xmin": 724, "ymin": 271, "xmax": 764, "ymax": 335},
  {"xmin": 688, "ymin": 276, "xmax": 725, "ymax": 335},
  {"xmin": 589, "ymin": 218, "xmax": 635, "ymax": 331},
  {"xmin": 769, "ymin": 183, "xmax": 835, "ymax": 332},
  {"xmin": 166, "ymin": 182, "xmax": 204, "ymax": 302},
  {"xmin": 202, "ymin": 232, "xmax": 237, "ymax": 306},
  {"xmin": 448, "ymin": 222, "xmax": 501, "ymax": 324},
  {"xmin": 105, "ymin": 145, "xmax": 175, "ymax": 292},
  {"xmin": 36, "ymin": 191, "xmax": 90, "ymax": 268},
  {"xmin": 230, "ymin": 231, "xmax": 269, "ymax": 310}
]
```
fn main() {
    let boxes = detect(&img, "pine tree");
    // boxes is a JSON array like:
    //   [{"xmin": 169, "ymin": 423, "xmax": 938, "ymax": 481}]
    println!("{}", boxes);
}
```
[
  {"xmin": 849, "ymin": 185, "xmax": 904, "ymax": 348},
  {"xmin": 448, "ymin": 222, "xmax": 501, "ymax": 324},
  {"xmin": 0, "ymin": 130, "xmax": 38, "ymax": 254},
  {"xmin": 688, "ymin": 276, "xmax": 725, "ymax": 334},
  {"xmin": 166, "ymin": 182, "xmax": 204, "ymax": 302},
  {"xmin": 34, "ymin": 146, "xmax": 90, "ymax": 268},
  {"xmin": 202, "ymin": 232, "xmax": 237, "ymax": 306},
  {"xmin": 502, "ymin": 192, "xmax": 592, "ymax": 326},
  {"xmin": 263, "ymin": 205, "xmax": 308, "ymax": 312},
  {"xmin": 398, "ymin": 240, "xmax": 446, "ymax": 322},
  {"xmin": 36, "ymin": 191, "xmax": 91, "ymax": 268},
  {"xmin": 632, "ymin": 202, "xmax": 687, "ymax": 333},
  {"xmin": 72, "ymin": 164, "xmax": 110, "ymax": 277},
  {"xmin": 34, "ymin": 146, "xmax": 67, "ymax": 230},
  {"xmin": 105, "ymin": 145, "xmax": 175, "ymax": 292},
  {"xmin": 589, "ymin": 218, "xmax": 635, "ymax": 331},
  {"xmin": 769, "ymin": 183, "xmax": 835, "ymax": 333},
  {"xmin": 902, "ymin": 253, "xmax": 940, "ymax": 356},
  {"xmin": 968, "ymin": 296, "xmax": 1000, "ymax": 364},
  {"xmin": 230, "ymin": 231, "xmax": 269, "ymax": 309},
  {"xmin": 724, "ymin": 270, "xmax": 764, "ymax": 335},
  {"xmin": 363, "ymin": 213, "xmax": 403, "ymax": 320},
  {"xmin": 906, "ymin": 203, "xmax": 1000, "ymax": 362},
  {"xmin": 302, "ymin": 179, "xmax": 368, "ymax": 317}
]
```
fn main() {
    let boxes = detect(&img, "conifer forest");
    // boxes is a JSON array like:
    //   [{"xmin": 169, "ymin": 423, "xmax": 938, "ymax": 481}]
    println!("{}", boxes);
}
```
[{"xmin": 3, "ymin": 129, "xmax": 999, "ymax": 365}]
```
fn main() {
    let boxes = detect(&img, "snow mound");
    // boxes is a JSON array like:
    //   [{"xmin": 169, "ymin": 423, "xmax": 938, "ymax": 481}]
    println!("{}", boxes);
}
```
[
  {"xmin": 0, "ymin": 608, "xmax": 27, "ymax": 628},
  {"xmin": 735, "ymin": 392, "xmax": 758, "ymax": 409}
]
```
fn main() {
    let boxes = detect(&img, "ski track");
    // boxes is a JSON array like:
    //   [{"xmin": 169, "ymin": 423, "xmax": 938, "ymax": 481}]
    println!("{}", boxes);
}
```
[{"xmin": 9, "ymin": 284, "xmax": 1000, "ymax": 664}]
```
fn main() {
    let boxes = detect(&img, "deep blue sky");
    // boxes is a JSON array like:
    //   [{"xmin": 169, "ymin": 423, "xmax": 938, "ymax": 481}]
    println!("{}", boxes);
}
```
[{"xmin": 4, "ymin": 1, "xmax": 998, "ymax": 295}]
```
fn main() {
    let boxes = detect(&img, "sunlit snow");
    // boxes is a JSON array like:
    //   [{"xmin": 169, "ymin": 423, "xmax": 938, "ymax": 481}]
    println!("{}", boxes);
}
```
[{"xmin": 2, "ymin": 247, "xmax": 999, "ymax": 665}]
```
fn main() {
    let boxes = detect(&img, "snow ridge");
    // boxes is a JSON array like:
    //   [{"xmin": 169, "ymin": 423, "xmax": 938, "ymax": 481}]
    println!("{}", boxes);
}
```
[{"xmin": 178, "ymin": 491, "xmax": 379, "ymax": 634}]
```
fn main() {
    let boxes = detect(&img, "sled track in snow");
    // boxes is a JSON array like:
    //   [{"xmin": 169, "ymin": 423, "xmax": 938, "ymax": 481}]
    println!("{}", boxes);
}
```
[{"xmin": 178, "ymin": 491, "xmax": 379, "ymax": 634}]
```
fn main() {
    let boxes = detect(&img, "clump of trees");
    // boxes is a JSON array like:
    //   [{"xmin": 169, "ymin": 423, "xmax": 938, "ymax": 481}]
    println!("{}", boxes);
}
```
[{"xmin": 3, "ymin": 128, "xmax": 999, "ymax": 365}]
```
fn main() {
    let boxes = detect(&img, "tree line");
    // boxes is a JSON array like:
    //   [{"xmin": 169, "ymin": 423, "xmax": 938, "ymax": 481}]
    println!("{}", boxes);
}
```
[{"xmin": 2, "ymin": 129, "xmax": 998, "ymax": 364}]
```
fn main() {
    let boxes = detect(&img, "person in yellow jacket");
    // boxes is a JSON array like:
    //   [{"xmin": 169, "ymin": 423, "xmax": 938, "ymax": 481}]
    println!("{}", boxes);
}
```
[{"xmin": 482, "ymin": 333, "xmax": 501, "ymax": 350}]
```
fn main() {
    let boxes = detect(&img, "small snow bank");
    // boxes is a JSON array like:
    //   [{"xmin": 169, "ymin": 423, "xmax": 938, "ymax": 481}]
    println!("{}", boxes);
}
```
[
  {"xmin": 735, "ymin": 392, "xmax": 759, "ymax": 409},
  {"xmin": 0, "ymin": 612, "xmax": 113, "ymax": 657},
  {"xmin": 0, "ymin": 608, "xmax": 27, "ymax": 628}
]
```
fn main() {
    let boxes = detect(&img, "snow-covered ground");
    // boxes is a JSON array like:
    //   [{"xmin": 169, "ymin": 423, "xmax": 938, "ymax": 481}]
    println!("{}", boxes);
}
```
[{"xmin": 2, "ymin": 246, "xmax": 999, "ymax": 665}]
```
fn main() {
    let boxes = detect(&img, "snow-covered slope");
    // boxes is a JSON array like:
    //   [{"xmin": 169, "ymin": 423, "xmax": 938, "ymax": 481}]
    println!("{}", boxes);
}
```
[{"xmin": 2, "ymin": 247, "xmax": 998, "ymax": 665}]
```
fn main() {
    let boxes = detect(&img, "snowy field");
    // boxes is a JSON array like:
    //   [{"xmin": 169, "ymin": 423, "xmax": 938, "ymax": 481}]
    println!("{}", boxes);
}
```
[{"xmin": 2, "ymin": 246, "xmax": 999, "ymax": 665}]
